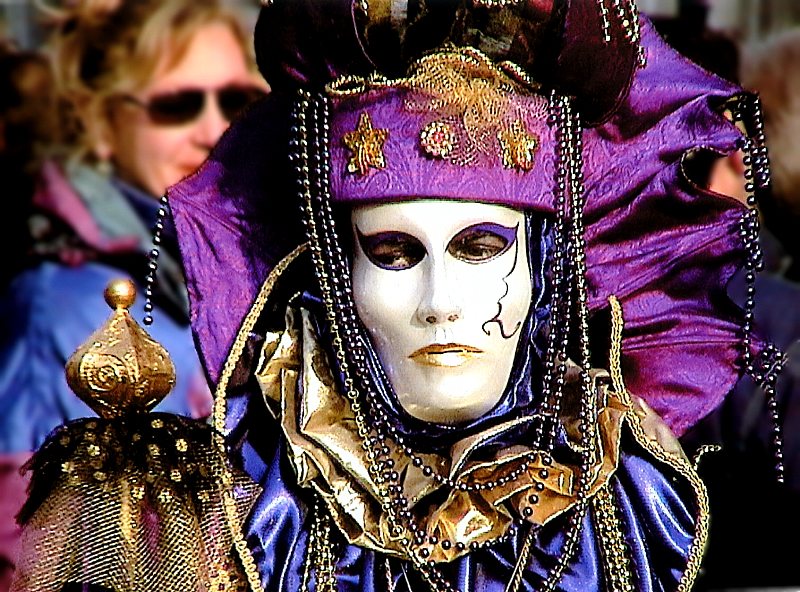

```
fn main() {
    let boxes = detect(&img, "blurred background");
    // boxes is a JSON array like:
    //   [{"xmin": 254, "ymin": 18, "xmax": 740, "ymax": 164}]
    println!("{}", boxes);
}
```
[
  {"xmin": 2, "ymin": 0, "xmax": 800, "ymax": 50},
  {"xmin": 0, "ymin": 0, "xmax": 262, "ymax": 49}
]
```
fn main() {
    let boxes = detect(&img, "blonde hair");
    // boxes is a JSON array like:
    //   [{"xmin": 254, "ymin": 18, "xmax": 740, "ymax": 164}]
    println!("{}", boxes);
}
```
[
  {"xmin": 741, "ymin": 28, "xmax": 800, "ymax": 217},
  {"xmin": 42, "ymin": 0, "xmax": 256, "ymax": 159}
]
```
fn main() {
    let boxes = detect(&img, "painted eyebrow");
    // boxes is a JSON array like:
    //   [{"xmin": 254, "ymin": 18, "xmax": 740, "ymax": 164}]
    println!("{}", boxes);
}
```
[
  {"xmin": 355, "ymin": 229, "xmax": 420, "ymax": 248},
  {"xmin": 354, "ymin": 221, "xmax": 518, "ymax": 248},
  {"xmin": 449, "ymin": 222, "xmax": 518, "ymax": 246}
]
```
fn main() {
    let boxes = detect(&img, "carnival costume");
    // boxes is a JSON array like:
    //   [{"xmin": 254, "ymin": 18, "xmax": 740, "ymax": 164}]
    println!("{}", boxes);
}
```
[{"xmin": 10, "ymin": 2, "xmax": 784, "ymax": 592}]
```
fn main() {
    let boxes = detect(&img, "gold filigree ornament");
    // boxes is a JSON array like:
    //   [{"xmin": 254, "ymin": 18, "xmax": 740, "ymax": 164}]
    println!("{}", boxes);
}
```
[
  {"xmin": 498, "ymin": 119, "xmax": 539, "ymax": 171},
  {"xmin": 11, "ymin": 278, "xmax": 260, "ymax": 592},
  {"xmin": 402, "ymin": 46, "xmax": 546, "ymax": 168},
  {"xmin": 65, "ymin": 278, "xmax": 175, "ymax": 418},
  {"xmin": 342, "ymin": 111, "xmax": 389, "ymax": 176}
]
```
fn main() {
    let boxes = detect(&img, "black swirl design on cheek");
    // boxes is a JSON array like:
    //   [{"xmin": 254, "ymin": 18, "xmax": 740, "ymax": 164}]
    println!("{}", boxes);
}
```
[{"xmin": 481, "ymin": 229, "xmax": 522, "ymax": 339}]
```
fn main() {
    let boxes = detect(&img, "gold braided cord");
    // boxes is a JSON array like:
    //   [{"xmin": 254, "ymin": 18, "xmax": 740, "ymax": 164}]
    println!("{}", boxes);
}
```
[
  {"xmin": 607, "ymin": 295, "xmax": 627, "ymax": 399},
  {"xmin": 592, "ymin": 485, "xmax": 635, "ymax": 592},
  {"xmin": 607, "ymin": 295, "xmax": 710, "ymax": 592},
  {"xmin": 212, "ymin": 242, "xmax": 310, "ymax": 592},
  {"xmin": 504, "ymin": 524, "xmax": 536, "ymax": 592}
]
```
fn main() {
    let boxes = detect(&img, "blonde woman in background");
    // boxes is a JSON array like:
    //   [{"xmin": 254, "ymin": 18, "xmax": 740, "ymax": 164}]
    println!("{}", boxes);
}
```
[{"xmin": 0, "ymin": 1, "xmax": 267, "ymax": 587}]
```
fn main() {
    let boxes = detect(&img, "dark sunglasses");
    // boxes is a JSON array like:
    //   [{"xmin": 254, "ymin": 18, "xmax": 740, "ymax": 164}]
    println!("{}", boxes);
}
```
[{"xmin": 122, "ymin": 85, "xmax": 267, "ymax": 125}]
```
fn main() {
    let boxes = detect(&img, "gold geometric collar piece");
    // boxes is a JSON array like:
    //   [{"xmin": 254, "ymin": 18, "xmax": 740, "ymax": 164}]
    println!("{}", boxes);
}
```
[{"xmin": 342, "ymin": 112, "xmax": 389, "ymax": 176}]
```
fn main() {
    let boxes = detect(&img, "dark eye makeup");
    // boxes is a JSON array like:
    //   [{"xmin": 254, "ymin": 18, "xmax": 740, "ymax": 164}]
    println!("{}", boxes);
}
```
[
  {"xmin": 357, "ymin": 230, "xmax": 427, "ymax": 270},
  {"xmin": 356, "ymin": 222, "xmax": 517, "ymax": 270},
  {"xmin": 447, "ymin": 222, "xmax": 517, "ymax": 263}
]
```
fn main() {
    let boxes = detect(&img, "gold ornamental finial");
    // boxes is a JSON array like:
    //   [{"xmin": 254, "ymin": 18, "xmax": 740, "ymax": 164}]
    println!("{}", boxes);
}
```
[{"xmin": 65, "ymin": 278, "xmax": 176, "ymax": 418}]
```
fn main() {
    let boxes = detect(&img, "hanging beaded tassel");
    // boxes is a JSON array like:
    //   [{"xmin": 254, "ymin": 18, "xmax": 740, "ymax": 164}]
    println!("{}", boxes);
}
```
[
  {"xmin": 300, "ymin": 495, "xmax": 337, "ymax": 592},
  {"xmin": 142, "ymin": 193, "xmax": 169, "ymax": 326},
  {"xmin": 532, "ymin": 91, "xmax": 573, "ymax": 453},
  {"xmin": 728, "ymin": 93, "xmax": 787, "ymax": 483}
]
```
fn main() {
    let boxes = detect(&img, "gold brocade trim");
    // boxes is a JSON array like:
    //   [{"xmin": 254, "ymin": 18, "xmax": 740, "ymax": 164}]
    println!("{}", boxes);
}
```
[
  {"xmin": 607, "ymin": 295, "xmax": 710, "ymax": 592},
  {"xmin": 327, "ymin": 46, "xmax": 547, "ymax": 170},
  {"xmin": 592, "ymin": 485, "xmax": 635, "ymax": 592},
  {"xmin": 212, "ymin": 242, "xmax": 309, "ymax": 592}
]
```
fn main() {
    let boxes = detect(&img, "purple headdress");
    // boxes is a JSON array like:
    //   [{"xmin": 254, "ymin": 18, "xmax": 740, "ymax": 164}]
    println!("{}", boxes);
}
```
[{"xmin": 169, "ymin": 0, "xmax": 779, "ymax": 441}]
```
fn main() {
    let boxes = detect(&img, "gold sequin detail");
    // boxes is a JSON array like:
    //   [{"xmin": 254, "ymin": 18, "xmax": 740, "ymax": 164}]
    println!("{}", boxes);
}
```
[
  {"xmin": 498, "ymin": 119, "xmax": 539, "ymax": 170},
  {"xmin": 420, "ymin": 121, "xmax": 456, "ymax": 158},
  {"xmin": 342, "ymin": 112, "xmax": 389, "ymax": 176}
]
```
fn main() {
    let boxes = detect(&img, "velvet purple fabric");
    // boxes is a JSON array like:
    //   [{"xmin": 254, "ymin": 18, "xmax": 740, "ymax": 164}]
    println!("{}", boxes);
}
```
[
  {"xmin": 327, "ymin": 85, "xmax": 558, "ymax": 209},
  {"xmin": 169, "ymin": 18, "xmax": 762, "ymax": 437}
]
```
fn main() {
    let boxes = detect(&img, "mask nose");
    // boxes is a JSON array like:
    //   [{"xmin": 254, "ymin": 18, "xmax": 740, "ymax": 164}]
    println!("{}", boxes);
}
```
[{"xmin": 416, "ymin": 260, "xmax": 462, "ymax": 326}]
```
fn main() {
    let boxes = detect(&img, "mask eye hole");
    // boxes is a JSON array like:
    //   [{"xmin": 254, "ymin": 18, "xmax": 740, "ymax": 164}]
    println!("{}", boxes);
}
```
[
  {"xmin": 357, "ymin": 230, "xmax": 426, "ymax": 270},
  {"xmin": 447, "ymin": 222, "xmax": 516, "ymax": 263}
]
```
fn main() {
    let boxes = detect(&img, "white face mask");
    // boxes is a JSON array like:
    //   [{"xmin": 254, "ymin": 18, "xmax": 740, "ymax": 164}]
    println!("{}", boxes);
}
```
[{"xmin": 351, "ymin": 200, "xmax": 532, "ymax": 423}]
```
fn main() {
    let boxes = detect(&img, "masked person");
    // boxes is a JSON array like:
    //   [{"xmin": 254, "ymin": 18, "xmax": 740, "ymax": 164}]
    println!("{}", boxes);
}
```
[{"xmin": 10, "ymin": 2, "xmax": 784, "ymax": 591}]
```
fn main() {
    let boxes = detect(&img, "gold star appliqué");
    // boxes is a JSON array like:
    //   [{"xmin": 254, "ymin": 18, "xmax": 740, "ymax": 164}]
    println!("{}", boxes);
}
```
[
  {"xmin": 498, "ymin": 119, "xmax": 539, "ymax": 171},
  {"xmin": 343, "ymin": 112, "xmax": 389, "ymax": 176}
]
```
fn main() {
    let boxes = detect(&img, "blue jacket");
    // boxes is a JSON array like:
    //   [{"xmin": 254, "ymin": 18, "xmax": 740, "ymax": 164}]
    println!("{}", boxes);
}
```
[{"xmin": 0, "ymin": 163, "xmax": 210, "ymax": 454}]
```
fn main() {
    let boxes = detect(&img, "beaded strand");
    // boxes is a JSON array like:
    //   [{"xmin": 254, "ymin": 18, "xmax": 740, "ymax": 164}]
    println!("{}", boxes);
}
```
[
  {"xmin": 142, "ymin": 193, "xmax": 169, "ymax": 326},
  {"xmin": 532, "ymin": 93, "xmax": 595, "ymax": 592},
  {"xmin": 730, "ymin": 93, "xmax": 787, "ymax": 483}
]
